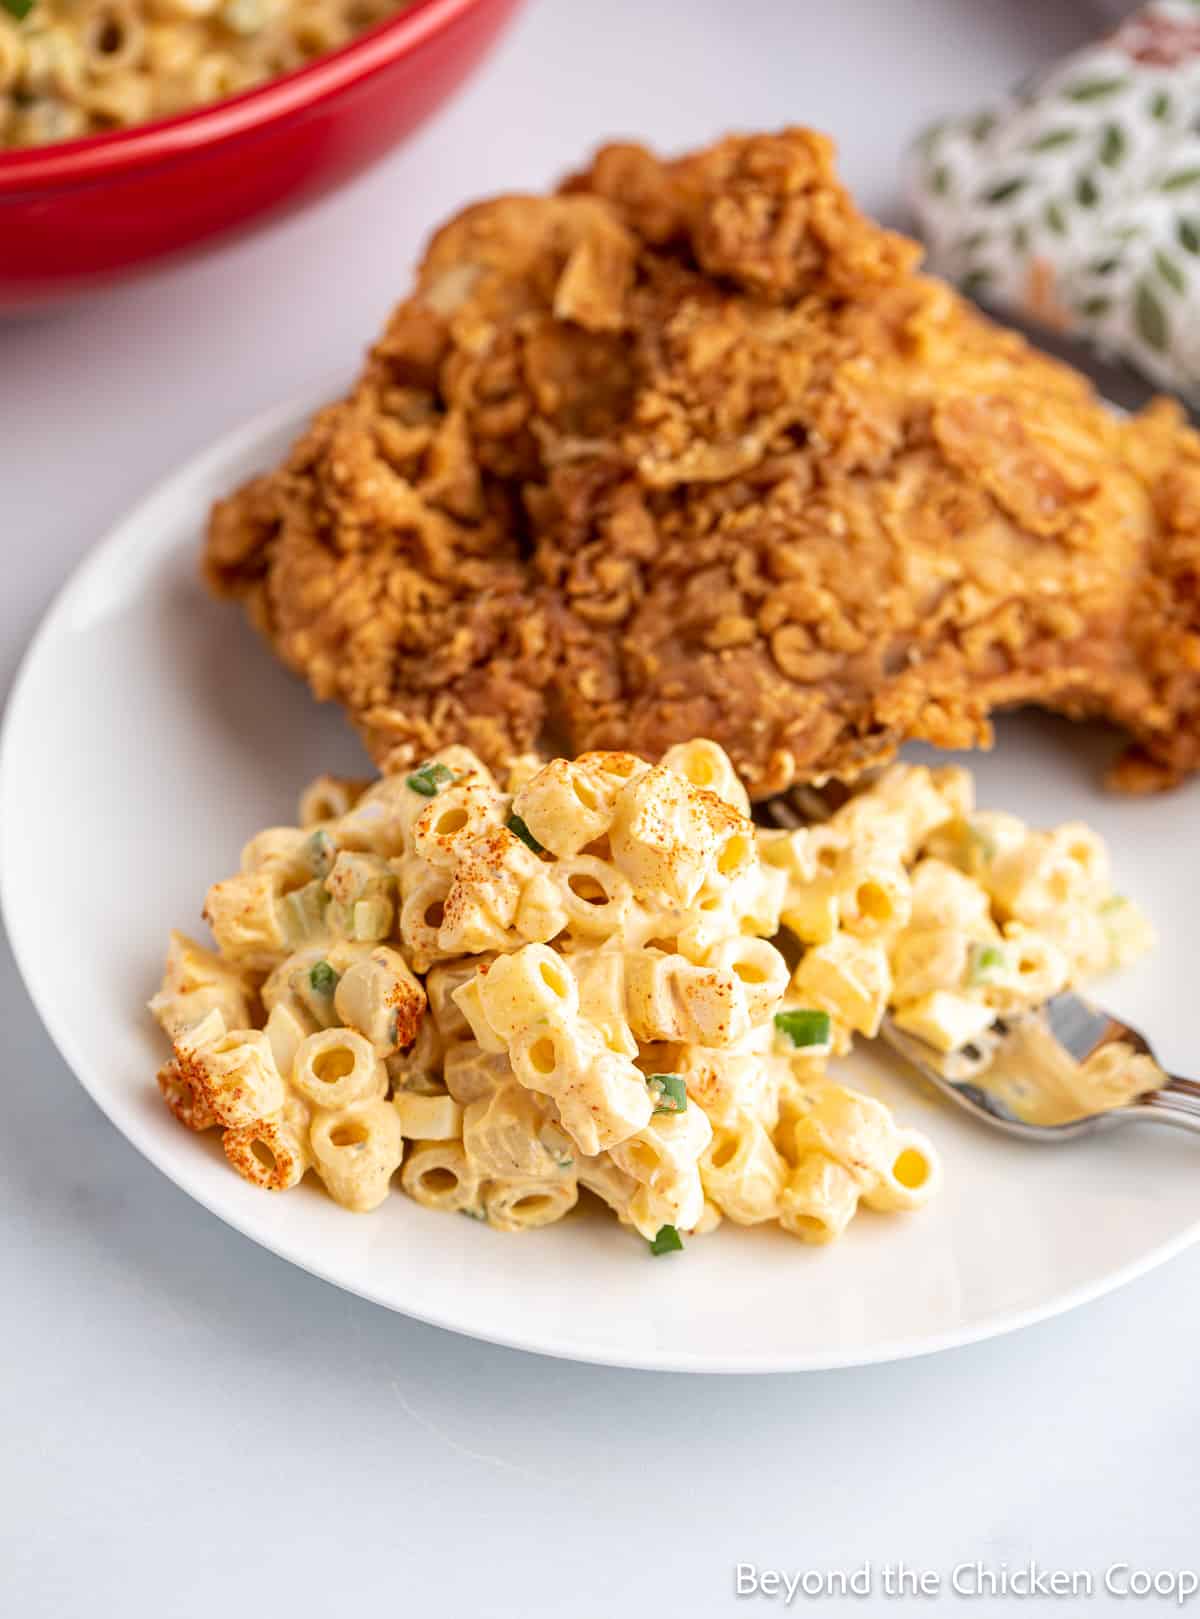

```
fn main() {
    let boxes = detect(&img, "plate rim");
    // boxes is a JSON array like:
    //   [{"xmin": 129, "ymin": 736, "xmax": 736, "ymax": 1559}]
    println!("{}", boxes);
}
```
[{"xmin": 4, "ymin": 383, "xmax": 1198, "ymax": 1375}]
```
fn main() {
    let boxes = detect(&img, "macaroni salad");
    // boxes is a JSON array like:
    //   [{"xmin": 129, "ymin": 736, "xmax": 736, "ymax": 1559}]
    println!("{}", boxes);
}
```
[
  {"xmin": 762, "ymin": 768, "xmax": 1157, "ymax": 1126},
  {"xmin": 1, "ymin": 0, "xmax": 411, "ymax": 148},
  {"xmin": 150, "ymin": 742, "xmax": 1155, "ymax": 1251}
]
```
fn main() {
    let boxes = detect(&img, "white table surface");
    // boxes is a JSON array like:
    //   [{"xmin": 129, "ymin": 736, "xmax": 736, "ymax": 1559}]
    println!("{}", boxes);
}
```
[{"xmin": 4, "ymin": 2, "xmax": 1199, "ymax": 1615}]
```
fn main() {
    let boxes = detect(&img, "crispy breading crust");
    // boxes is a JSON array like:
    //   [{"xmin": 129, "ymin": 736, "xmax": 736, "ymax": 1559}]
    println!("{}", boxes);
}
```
[{"xmin": 204, "ymin": 127, "xmax": 1200, "ymax": 797}]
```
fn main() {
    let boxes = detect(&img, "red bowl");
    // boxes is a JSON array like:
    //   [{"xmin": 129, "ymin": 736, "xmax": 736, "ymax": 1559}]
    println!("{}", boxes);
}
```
[{"xmin": 0, "ymin": 0, "xmax": 523, "ymax": 312}]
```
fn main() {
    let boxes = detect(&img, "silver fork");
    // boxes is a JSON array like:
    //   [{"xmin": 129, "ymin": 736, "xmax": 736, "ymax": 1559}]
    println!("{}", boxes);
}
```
[
  {"xmin": 879, "ymin": 993, "xmax": 1200, "ymax": 1141},
  {"xmin": 761, "ymin": 790, "xmax": 1200, "ymax": 1142}
]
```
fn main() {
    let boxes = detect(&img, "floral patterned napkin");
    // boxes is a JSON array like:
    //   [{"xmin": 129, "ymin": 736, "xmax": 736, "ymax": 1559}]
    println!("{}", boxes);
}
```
[{"xmin": 907, "ymin": 1, "xmax": 1200, "ymax": 399}]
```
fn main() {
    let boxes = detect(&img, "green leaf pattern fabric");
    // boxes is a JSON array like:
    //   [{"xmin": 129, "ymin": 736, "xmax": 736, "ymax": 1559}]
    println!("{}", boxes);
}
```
[{"xmin": 906, "ymin": 1, "xmax": 1200, "ymax": 398}]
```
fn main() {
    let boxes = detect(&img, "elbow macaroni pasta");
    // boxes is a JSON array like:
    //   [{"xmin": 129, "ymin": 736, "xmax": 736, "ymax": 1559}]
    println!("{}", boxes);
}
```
[
  {"xmin": 150, "ymin": 745, "xmax": 1154, "ymax": 1250},
  {"xmin": 768, "ymin": 762, "xmax": 1157, "ymax": 1122},
  {"xmin": 2, "ymin": 0, "xmax": 416, "ymax": 148}
]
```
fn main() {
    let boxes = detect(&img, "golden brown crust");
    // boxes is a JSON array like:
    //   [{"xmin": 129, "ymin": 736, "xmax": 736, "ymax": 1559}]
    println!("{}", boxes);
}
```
[{"xmin": 204, "ymin": 127, "xmax": 1200, "ymax": 796}]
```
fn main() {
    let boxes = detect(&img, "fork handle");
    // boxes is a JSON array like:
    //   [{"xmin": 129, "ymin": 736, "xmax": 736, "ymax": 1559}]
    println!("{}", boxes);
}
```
[{"xmin": 1118, "ymin": 1077, "xmax": 1200, "ymax": 1135}]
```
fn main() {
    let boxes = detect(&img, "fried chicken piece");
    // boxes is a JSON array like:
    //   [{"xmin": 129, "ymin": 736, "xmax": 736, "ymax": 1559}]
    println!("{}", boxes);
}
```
[{"xmin": 205, "ymin": 128, "xmax": 1200, "ymax": 798}]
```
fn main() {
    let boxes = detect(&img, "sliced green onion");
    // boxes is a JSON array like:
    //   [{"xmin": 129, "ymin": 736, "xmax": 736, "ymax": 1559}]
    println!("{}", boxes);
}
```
[
  {"xmin": 1, "ymin": 0, "xmax": 34, "ymax": 20},
  {"xmin": 968, "ymin": 943, "xmax": 1008, "ymax": 985},
  {"xmin": 1099, "ymin": 894, "xmax": 1128, "ymax": 915},
  {"xmin": 646, "ymin": 1073, "xmax": 687, "ymax": 1114},
  {"xmin": 406, "ymin": 761, "xmax": 455, "ymax": 797},
  {"xmin": 649, "ymin": 1223, "xmax": 683, "ymax": 1256},
  {"xmin": 506, "ymin": 812, "xmax": 544, "ymax": 854},
  {"xmin": 309, "ymin": 960, "xmax": 338, "ymax": 996},
  {"xmin": 774, "ymin": 1009, "xmax": 832, "ymax": 1049}
]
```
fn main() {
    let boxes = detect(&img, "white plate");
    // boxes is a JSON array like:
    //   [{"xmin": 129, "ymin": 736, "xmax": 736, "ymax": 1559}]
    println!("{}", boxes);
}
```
[{"xmin": 3, "ymin": 387, "xmax": 1199, "ymax": 1374}]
